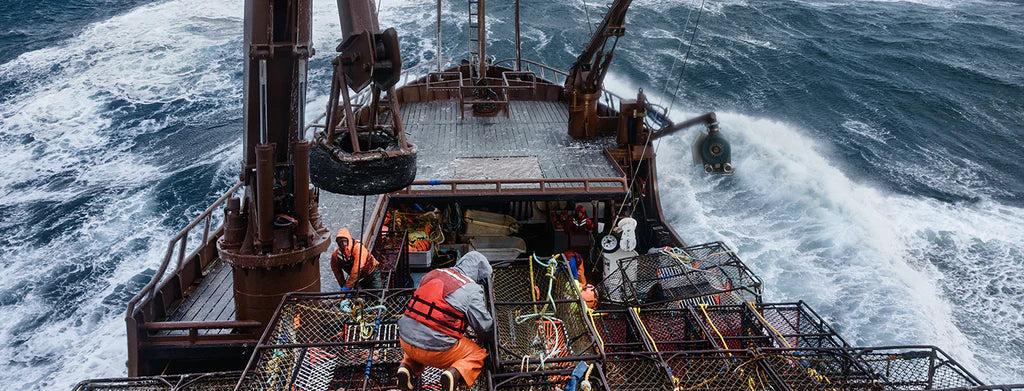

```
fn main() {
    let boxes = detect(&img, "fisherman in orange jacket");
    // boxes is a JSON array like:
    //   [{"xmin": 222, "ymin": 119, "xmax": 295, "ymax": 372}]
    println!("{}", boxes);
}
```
[
  {"xmin": 397, "ymin": 251, "xmax": 492, "ymax": 391},
  {"xmin": 330, "ymin": 228, "xmax": 382, "ymax": 290}
]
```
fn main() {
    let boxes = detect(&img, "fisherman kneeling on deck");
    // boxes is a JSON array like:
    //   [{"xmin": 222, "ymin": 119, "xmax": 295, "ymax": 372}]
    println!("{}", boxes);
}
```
[
  {"xmin": 331, "ymin": 228, "xmax": 382, "ymax": 290},
  {"xmin": 397, "ymin": 251, "xmax": 493, "ymax": 391}
]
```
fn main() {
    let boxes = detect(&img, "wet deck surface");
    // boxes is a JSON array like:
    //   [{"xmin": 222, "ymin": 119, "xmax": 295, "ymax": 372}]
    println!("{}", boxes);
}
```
[
  {"xmin": 162, "ymin": 100, "xmax": 625, "ymax": 321},
  {"xmin": 163, "ymin": 259, "xmax": 235, "ymax": 334},
  {"xmin": 400, "ymin": 100, "xmax": 621, "ymax": 180}
]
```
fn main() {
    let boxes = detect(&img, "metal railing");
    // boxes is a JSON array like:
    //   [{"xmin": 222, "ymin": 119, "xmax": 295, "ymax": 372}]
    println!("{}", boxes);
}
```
[
  {"xmin": 493, "ymin": 58, "xmax": 568, "ymax": 86},
  {"xmin": 126, "ymin": 181, "xmax": 243, "ymax": 320},
  {"xmin": 394, "ymin": 177, "xmax": 629, "ymax": 197}
]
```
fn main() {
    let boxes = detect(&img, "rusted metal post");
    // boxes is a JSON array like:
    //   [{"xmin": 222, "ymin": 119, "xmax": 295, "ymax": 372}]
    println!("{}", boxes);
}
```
[
  {"xmin": 437, "ymin": 0, "xmax": 442, "ymax": 71},
  {"xmin": 515, "ymin": 0, "xmax": 521, "ymax": 71},
  {"xmin": 477, "ymin": 0, "xmax": 486, "ymax": 78},
  {"xmin": 293, "ymin": 141, "xmax": 312, "ymax": 241}
]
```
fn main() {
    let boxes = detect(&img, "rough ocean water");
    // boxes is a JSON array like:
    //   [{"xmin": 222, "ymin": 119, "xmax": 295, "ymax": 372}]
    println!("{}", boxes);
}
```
[{"xmin": 0, "ymin": 0, "xmax": 1022, "ymax": 389}]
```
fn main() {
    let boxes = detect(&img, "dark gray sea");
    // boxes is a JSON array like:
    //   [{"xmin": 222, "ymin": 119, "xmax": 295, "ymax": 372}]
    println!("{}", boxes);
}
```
[{"xmin": 0, "ymin": 0, "xmax": 1021, "ymax": 388}]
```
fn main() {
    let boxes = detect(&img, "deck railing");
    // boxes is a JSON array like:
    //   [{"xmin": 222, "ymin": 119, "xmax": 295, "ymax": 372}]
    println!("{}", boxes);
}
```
[
  {"xmin": 125, "ymin": 181, "xmax": 258, "ymax": 375},
  {"xmin": 393, "ymin": 177, "xmax": 628, "ymax": 197}
]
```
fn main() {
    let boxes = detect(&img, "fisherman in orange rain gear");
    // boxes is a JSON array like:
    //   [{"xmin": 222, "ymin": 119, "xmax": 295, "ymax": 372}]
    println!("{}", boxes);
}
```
[
  {"xmin": 397, "ymin": 251, "xmax": 492, "ymax": 391},
  {"xmin": 330, "ymin": 228, "xmax": 382, "ymax": 291}
]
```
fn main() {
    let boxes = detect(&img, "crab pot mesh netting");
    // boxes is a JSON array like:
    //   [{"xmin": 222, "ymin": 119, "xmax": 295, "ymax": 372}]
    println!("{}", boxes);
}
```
[
  {"xmin": 691, "ymin": 303, "xmax": 849, "ymax": 350},
  {"xmin": 72, "ymin": 372, "xmax": 241, "ymax": 391},
  {"xmin": 267, "ymin": 290, "xmax": 412, "ymax": 346},
  {"xmin": 660, "ymin": 350, "xmax": 779, "ymax": 391},
  {"xmin": 754, "ymin": 303, "xmax": 849, "ymax": 349},
  {"xmin": 373, "ymin": 229, "xmax": 408, "ymax": 272},
  {"xmin": 590, "ymin": 310, "xmax": 647, "ymax": 353},
  {"xmin": 759, "ymin": 348, "xmax": 880, "ymax": 391},
  {"xmin": 690, "ymin": 304, "xmax": 777, "ymax": 350},
  {"xmin": 600, "ymin": 242, "xmax": 762, "ymax": 307},
  {"xmin": 490, "ymin": 260, "xmax": 580, "ymax": 303},
  {"xmin": 848, "ymin": 346, "xmax": 983, "ymax": 390},
  {"xmin": 601, "ymin": 353, "xmax": 674, "ymax": 391},
  {"xmin": 634, "ymin": 308, "xmax": 715, "ymax": 352},
  {"xmin": 489, "ymin": 260, "xmax": 600, "ymax": 371},
  {"xmin": 418, "ymin": 366, "xmax": 489, "ymax": 391},
  {"xmin": 489, "ymin": 365, "xmax": 608, "ymax": 391},
  {"xmin": 492, "ymin": 300, "xmax": 601, "ymax": 371},
  {"xmin": 238, "ymin": 345, "xmax": 405, "ymax": 391}
]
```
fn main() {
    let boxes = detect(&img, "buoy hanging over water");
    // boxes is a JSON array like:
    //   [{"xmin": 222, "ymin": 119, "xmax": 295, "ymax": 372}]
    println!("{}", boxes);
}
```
[{"xmin": 692, "ymin": 121, "xmax": 733, "ymax": 175}]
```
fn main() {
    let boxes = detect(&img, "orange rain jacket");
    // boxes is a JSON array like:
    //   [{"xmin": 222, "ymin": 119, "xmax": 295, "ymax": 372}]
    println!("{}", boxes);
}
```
[{"xmin": 330, "ymin": 228, "xmax": 379, "ymax": 289}]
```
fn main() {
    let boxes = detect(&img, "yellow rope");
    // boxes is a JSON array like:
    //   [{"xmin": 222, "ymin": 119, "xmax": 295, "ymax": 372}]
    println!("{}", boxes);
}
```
[
  {"xmin": 697, "ymin": 304, "xmax": 730, "ymax": 351},
  {"xmin": 631, "ymin": 307, "xmax": 660, "ymax": 352},
  {"xmin": 588, "ymin": 309, "xmax": 606, "ymax": 352},
  {"xmin": 746, "ymin": 302, "xmax": 793, "ymax": 349}
]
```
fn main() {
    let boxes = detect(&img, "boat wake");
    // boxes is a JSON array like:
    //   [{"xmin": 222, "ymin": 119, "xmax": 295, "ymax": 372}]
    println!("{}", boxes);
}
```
[{"xmin": 650, "ymin": 107, "xmax": 1024, "ymax": 383}]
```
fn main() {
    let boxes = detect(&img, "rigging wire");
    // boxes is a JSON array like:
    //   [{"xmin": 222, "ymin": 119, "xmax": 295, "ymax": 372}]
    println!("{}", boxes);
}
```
[
  {"xmin": 665, "ymin": 0, "xmax": 707, "ymax": 116},
  {"xmin": 582, "ymin": 0, "xmax": 594, "ymax": 35},
  {"xmin": 615, "ymin": 0, "xmax": 706, "ymax": 219}
]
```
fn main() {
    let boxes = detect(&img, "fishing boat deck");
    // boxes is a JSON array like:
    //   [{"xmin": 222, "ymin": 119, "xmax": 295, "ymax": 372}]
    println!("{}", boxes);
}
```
[
  {"xmin": 160, "ymin": 259, "xmax": 236, "ymax": 335},
  {"xmin": 399, "ymin": 100, "xmax": 622, "ymax": 181}
]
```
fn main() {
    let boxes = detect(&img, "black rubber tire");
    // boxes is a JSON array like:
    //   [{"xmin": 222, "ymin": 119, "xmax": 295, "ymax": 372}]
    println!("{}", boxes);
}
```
[{"xmin": 310, "ymin": 133, "xmax": 417, "ymax": 195}]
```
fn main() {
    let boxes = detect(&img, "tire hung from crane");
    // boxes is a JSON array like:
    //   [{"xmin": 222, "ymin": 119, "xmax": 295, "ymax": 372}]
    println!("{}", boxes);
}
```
[{"xmin": 310, "ymin": 131, "xmax": 418, "ymax": 195}]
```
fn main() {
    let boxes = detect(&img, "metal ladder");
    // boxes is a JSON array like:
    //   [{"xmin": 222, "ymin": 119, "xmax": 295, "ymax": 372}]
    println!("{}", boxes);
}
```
[{"xmin": 467, "ymin": 0, "xmax": 481, "ymax": 80}]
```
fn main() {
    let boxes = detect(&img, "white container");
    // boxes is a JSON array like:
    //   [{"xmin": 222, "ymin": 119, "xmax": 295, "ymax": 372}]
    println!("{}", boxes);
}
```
[
  {"xmin": 469, "ymin": 236, "xmax": 527, "ymax": 261},
  {"xmin": 408, "ymin": 241, "xmax": 434, "ymax": 269}
]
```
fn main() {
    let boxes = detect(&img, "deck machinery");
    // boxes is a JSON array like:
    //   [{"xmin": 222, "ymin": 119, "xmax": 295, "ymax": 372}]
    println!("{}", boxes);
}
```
[{"xmin": 77, "ymin": 0, "xmax": 1021, "ymax": 390}]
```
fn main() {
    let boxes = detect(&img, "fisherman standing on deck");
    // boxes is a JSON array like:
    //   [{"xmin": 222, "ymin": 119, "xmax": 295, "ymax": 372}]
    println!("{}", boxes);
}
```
[
  {"xmin": 330, "ymin": 228, "xmax": 382, "ymax": 290},
  {"xmin": 397, "ymin": 251, "xmax": 493, "ymax": 391}
]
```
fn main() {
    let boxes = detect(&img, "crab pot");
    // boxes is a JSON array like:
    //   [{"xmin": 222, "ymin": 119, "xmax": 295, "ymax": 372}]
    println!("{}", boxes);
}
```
[
  {"xmin": 590, "ymin": 310, "xmax": 648, "ymax": 353},
  {"xmin": 848, "ymin": 346, "xmax": 984, "ymax": 390},
  {"xmin": 370, "ymin": 229, "xmax": 413, "ymax": 288},
  {"xmin": 599, "ymin": 242, "xmax": 763, "ymax": 307},
  {"xmin": 487, "ymin": 260, "xmax": 601, "ymax": 372},
  {"xmin": 600, "ymin": 352, "xmax": 675, "ymax": 390},
  {"xmin": 489, "ymin": 365, "xmax": 609, "ymax": 391},
  {"xmin": 239, "ymin": 344, "xmax": 405, "ymax": 391},
  {"xmin": 263, "ymin": 289, "xmax": 413, "ymax": 346},
  {"xmin": 634, "ymin": 307, "xmax": 716, "ymax": 352},
  {"xmin": 689, "ymin": 302, "xmax": 849, "ymax": 350},
  {"xmin": 759, "ymin": 348, "xmax": 879, "ymax": 391},
  {"xmin": 489, "ymin": 260, "xmax": 580, "ymax": 303},
  {"xmin": 309, "ymin": 133, "xmax": 418, "ymax": 195},
  {"xmin": 420, "ymin": 366, "xmax": 490, "ymax": 391},
  {"xmin": 659, "ymin": 350, "xmax": 778, "ymax": 391},
  {"xmin": 235, "ymin": 289, "xmax": 412, "ymax": 391},
  {"xmin": 71, "ymin": 372, "xmax": 242, "ymax": 391}
]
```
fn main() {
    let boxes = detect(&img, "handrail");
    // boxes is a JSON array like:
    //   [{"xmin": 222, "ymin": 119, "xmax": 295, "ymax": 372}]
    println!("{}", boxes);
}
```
[
  {"xmin": 395, "ymin": 177, "xmax": 628, "ymax": 196},
  {"xmin": 493, "ymin": 58, "xmax": 568, "ymax": 85},
  {"xmin": 126, "ymin": 181, "xmax": 243, "ymax": 320}
]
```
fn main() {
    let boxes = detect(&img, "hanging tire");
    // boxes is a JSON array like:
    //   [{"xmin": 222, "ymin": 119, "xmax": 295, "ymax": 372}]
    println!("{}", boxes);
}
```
[{"xmin": 310, "ymin": 132, "xmax": 418, "ymax": 195}]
